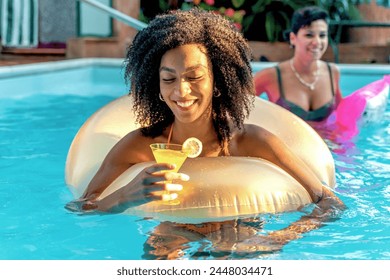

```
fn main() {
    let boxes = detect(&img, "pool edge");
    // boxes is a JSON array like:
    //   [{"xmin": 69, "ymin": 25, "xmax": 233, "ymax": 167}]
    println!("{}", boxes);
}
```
[{"xmin": 0, "ymin": 58, "xmax": 125, "ymax": 79}]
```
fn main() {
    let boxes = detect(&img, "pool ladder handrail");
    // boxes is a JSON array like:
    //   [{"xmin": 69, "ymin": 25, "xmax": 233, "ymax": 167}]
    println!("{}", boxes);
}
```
[{"xmin": 77, "ymin": 0, "xmax": 147, "ymax": 31}]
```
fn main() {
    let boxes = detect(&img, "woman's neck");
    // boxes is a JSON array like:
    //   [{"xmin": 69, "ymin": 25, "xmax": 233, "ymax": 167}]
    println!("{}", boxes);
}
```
[{"xmin": 291, "ymin": 57, "xmax": 320, "ymax": 74}]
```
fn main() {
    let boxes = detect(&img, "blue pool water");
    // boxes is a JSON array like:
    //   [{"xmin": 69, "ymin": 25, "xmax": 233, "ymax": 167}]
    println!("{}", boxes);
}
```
[{"xmin": 0, "ymin": 59, "xmax": 389, "ymax": 260}]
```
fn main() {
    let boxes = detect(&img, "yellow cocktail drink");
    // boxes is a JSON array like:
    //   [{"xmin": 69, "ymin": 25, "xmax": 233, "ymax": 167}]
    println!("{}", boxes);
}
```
[
  {"xmin": 150, "ymin": 143, "xmax": 188, "ymax": 205},
  {"xmin": 150, "ymin": 144, "xmax": 187, "ymax": 172}
]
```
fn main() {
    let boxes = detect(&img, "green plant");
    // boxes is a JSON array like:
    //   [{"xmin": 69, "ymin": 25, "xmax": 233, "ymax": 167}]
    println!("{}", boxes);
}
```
[
  {"xmin": 242, "ymin": 1, "xmax": 309, "ymax": 42},
  {"xmin": 317, "ymin": 0, "xmax": 361, "ymax": 21},
  {"xmin": 315, "ymin": 0, "xmax": 361, "ymax": 43},
  {"xmin": 169, "ymin": 0, "xmax": 247, "ymax": 32},
  {"xmin": 140, "ymin": 1, "xmax": 362, "ymax": 42},
  {"xmin": 138, "ymin": 1, "xmax": 248, "ymax": 32}
]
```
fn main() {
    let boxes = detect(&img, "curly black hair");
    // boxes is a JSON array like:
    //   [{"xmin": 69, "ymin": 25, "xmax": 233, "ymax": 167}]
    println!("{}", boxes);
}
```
[{"xmin": 124, "ymin": 8, "xmax": 255, "ymax": 145}]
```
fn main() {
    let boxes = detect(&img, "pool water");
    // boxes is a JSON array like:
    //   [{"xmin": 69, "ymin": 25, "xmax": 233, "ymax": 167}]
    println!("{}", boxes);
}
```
[{"xmin": 0, "ymin": 60, "xmax": 389, "ymax": 260}]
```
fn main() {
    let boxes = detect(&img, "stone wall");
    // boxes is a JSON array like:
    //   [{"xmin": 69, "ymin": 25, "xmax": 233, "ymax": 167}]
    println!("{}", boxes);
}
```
[{"xmin": 349, "ymin": 1, "xmax": 390, "ymax": 46}]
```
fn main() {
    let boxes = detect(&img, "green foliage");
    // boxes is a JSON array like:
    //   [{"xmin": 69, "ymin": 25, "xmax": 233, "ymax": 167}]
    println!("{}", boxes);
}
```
[
  {"xmin": 243, "ymin": 0, "xmax": 362, "ymax": 42},
  {"xmin": 316, "ymin": 0, "xmax": 361, "ymax": 21},
  {"xmin": 141, "ymin": 1, "xmax": 362, "ymax": 42},
  {"xmin": 243, "ymin": 1, "xmax": 314, "ymax": 42},
  {"xmin": 231, "ymin": 0, "xmax": 245, "ymax": 8},
  {"xmin": 265, "ymin": 10, "xmax": 290, "ymax": 42},
  {"xmin": 159, "ymin": 0, "xmax": 170, "ymax": 11}
]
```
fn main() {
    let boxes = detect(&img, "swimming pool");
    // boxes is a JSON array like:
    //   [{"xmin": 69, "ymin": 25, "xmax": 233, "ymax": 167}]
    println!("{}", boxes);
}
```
[{"xmin": 0, "ymin": 59, "xmax": 389, "ymax": 260}]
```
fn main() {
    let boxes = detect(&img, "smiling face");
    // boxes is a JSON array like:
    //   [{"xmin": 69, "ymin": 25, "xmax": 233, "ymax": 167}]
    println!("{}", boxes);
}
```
[
  {"xmin": 159, "ymin": 44, "xmax": 214, "ymax": 124},
  {"xmin": 290, "ymin": 19, "xmax": 328, "ymax": 61}
]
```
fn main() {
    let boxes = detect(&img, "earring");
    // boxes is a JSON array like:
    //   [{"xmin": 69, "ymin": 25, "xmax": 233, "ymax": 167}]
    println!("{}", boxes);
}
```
[
  {"xmin": 289, "ymin": 44, "xmax": 294, "ymax": 49},
  {"xmin": 159, "ymin": 93, "xmax": 165, "ymax": 102},
  {"xmin": 213, "ymin": 90, "xmax": 221, "ymax": 98}
]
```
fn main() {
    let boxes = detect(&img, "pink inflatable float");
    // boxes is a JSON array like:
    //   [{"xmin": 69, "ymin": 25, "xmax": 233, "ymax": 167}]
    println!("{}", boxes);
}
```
[{"xmin": 325, "ymin": 75, "xmax": 389, "ymax": 140}]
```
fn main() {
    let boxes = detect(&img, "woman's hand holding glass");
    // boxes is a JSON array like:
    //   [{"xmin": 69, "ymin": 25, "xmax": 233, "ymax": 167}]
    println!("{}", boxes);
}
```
[{"xmin": 141, "ymin": 162, "xmax": 190, "ymax": 203}]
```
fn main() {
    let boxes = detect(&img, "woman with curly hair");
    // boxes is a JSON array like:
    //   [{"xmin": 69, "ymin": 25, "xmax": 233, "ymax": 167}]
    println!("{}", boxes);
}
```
[{"xmin": 66, "ymin": 8, "xmax": 344, "ymax": 258}]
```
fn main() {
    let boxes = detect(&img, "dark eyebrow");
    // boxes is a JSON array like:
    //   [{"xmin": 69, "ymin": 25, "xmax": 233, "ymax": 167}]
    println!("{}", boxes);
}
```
[
  {"xmin": 159, "ymin": 64, "xmax": 207, "ymax": 73},
  {"xmin": 159, "ymin": 66, "xmax": 175, "ymax": 73}
]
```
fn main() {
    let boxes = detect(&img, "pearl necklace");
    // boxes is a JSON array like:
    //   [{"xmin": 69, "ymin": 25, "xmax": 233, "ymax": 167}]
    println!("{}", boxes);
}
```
[{"xmin": 289, "ymin": 59, "xmax": 320, "ymax": 91}]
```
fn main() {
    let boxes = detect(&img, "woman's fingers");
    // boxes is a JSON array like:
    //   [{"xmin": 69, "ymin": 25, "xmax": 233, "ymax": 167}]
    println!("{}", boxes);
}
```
[
  {"xmin": 64, "ymin": 198, "xmax": 98, "ymax": 213},
  {"xmin": 143, "ymin": 182, "xmax": 183, "ymax": 194},
  {"xmin": 161, "ymin": 192, "xmax": 178, "ymax": 202},
  {"xmin": 142, "ymin": 173, "xmax": 187, "ymax": 200},
  {"xmin": 139, "ymin": 163, "xmax": 190, "ymax": 202},
  {"xmin": 145, "ymin": 163, "xmax": 175, "ymax": 174},
  {"xmin": 143, "ymin": 168, "xmax": 190, "ymax": 184},
  {"xmin": 165, "ymin": 172, "xmax": 190, "ymax": 181},
  {"xmin": 166, "ymin": 183, "xmax": 183, "ymax": 191},
  {"xmin": 143, "ymin": 187, "xmax": 180, "ymax": 202}
]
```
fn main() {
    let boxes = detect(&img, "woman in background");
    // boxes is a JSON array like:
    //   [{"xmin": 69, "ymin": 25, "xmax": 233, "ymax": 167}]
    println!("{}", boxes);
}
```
[{"xmin": 254, "ymin": 6, "xmax": 342, "ymax": 124}]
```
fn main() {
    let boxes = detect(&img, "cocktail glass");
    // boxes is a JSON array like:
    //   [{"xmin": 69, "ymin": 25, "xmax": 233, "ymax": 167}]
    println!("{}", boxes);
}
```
[{"xmin": 150, "ymin": 143, "xmax": 188, "ymax": 205}]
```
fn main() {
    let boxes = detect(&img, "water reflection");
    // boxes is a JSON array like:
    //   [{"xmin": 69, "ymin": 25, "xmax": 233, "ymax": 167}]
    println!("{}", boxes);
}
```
[{"xmin": 141, "ymin": 218, "xmax": 284, "ymax": 260}]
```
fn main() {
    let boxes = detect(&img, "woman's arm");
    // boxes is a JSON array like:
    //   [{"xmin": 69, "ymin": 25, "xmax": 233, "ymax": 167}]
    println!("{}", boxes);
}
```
[
  {"xmin": 90, "ymin": 163, "xmax": 188, "ymax": 213},
  {"xmin": 65, "ymin": 140, "xmax": 135, "ymax": 212},
  {"xmin": 268, "ymin": 186, "xmax": 345, "ymax": 243},
  {"xmin": 65, "ymin": 130, "xmax": 189, "ymax": 213},
  {"xmin": 253, "ymin": 67, "xmax": 279, "ymax": 102},
  {"xmin": 66, "ymin": 160, "xmax": 189, "ymax": 213},
  {"xmin": 232, "ymin": 186, "xmax": 345, "ymax": 253},
  {"xmin": 66, "ymin": 132, "xmax": 143, "ymax": 206},
  {"xmin": 232, "ymin": 125, "xmax": 345, "ymax": 252}
]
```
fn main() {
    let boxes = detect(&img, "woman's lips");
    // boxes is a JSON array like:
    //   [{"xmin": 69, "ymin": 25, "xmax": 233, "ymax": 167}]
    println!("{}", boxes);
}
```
[{"xmin": 176, "ymin": 100, "xmax": 196, "ymax": 108}]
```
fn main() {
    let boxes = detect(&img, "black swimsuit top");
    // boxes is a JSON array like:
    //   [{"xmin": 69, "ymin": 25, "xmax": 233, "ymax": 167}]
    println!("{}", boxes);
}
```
[{"xmin": 275, "ymin": 63, "xmax": 336, "ymax": 122}]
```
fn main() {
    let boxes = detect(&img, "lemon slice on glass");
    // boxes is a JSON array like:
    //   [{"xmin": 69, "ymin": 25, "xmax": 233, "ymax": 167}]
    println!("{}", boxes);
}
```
[{"xmin": 183, "ymin": 137, "xmax": 203, "ymax": 158}]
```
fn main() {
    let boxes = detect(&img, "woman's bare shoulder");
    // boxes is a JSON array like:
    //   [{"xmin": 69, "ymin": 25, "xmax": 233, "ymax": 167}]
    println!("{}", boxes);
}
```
[
  {"xmin": 254, "ymin": 66, "xmax": 277, "ymax": 81},
  {"xmin": 230, "ymin": 124, "xmax": 279, "ymax": 157},
  {"xmin": 324, "ymin": 61, "xmax": 342, "ymax": 98},
  {"xmin": 254, "ymin": 67, "xmax": 277, "ymax": 96},
  {"xmin": 326, "ymin": 61, "xmax": 339, "ymax": 70},
  {"xmin": 325, "ymin": 61, "xmax": 340, "ymax": 77},
  {"xmin": 241, "ymin": 124, "xmax": 276, "ymax": 142}
]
